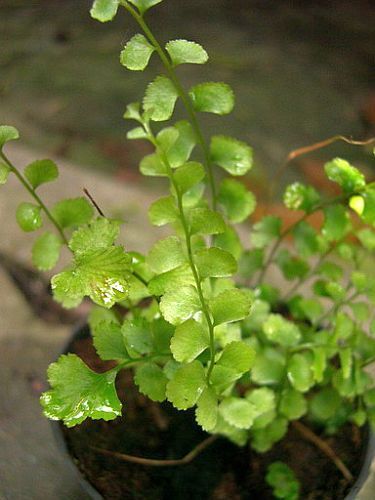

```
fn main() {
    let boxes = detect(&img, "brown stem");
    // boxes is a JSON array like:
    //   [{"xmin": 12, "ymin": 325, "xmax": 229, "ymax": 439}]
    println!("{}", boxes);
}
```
[
  {"xmin": 83, "ymin": 188, "xmax": 105, "ymax": 217},
  {"xmin": 292, "ymin": 421, "xmax": 353, "ymax": 482},
  {"xmin": 91, "ymin": 434, "xmax": 218, "ymax": 467},
  {"xmin": 269, "ymin": 135, "xmax": 375, "ymax": 200}
]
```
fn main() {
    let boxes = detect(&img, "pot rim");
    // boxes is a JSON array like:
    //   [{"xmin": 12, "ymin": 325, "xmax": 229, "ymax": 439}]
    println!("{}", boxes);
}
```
[{"xmin": 51, "ymin": 323, "xmax": 375, "ymax": 500}]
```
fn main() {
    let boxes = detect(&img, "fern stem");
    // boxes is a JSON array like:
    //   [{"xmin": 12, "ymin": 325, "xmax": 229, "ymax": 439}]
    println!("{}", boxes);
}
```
[
  {"xmin": 0, "ymin": 151, "xmax": 69, "ymax": 246},
  {"xmin": 121, "ymin": 1, "xmax": 217, "ymax": 210}
]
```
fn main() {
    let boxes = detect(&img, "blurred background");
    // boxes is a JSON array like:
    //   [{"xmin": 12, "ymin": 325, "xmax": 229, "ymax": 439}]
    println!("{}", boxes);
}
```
[{"xmin": 1, "ymin": 0, "xmax": 374, "ymax": 196}]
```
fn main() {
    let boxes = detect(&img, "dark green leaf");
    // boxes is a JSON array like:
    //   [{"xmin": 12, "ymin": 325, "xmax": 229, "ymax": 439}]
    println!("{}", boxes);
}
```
[
  {"xmin": 52, "ymin": 197, "xmax": 93, "ymax": 229},
  {"xmin": 122, "ymin": 318, "xmax": 153, "ymax": 357},
  {"xmin": 266, "ymin": 462, "xmax": 300, "ymax": 500},
  {"xmin": 218, "ymin": 178, "xmax": 256, "ymax": 223},
  {"xmin": 277, "ymin": 249, "xmax": 309, "ymax": 280},
  {"xmin": 322, "ymin": 204, "xmax": 350, "ymax": 241},
  {"xmin": 292, "ymin": 221, "xmax": 319, "ymax": 257},
  {"xmin": 134, "ymin": 363, "xmax": 168, "ymax": 402},
  {"xmin": 279, "ymin": 389, "xmax": 307, "ymax": 420},
  {"xmin": 262, "ymin": 314, "xmax": 301, "ymax": 347},
  {"xmin": 251, "ymin": 216, "xmax": 281, "ymax": 248},
  {"xmin": 251, "ymin": 348, "xmax": 285, "ymax": 385}
]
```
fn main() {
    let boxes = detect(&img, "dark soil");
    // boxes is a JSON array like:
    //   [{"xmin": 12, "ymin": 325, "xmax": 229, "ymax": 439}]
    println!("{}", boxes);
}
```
[{"xmin": 62, "ymin": 327, "xmax": 367, "ymax": 500}]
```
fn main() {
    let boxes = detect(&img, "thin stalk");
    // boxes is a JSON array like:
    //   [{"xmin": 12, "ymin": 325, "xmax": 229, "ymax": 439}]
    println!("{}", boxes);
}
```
[
  {"xmin": 1, "ymin": 151, "xmax": 69, "ymax": 246},
  {"xmin": 121, "ymin": 0, "xmax": 217, "ymax": 209},
  {"xmin": 146, "ymin": 126, "xmax": 216, "ymax": 382}
]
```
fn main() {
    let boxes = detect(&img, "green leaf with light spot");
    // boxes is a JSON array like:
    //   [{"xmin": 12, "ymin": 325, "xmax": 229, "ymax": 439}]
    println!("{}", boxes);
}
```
[
  {"xmin": 41, "ymin": 354, "xmax": 121, "ymax": 427},
  {"xmin": 16, "ymin": 202, "xmax": 42, "ymax": 232},
  {"xmin": 263, "ymin": 314, "xmax": 301, "ymax": 347},
  {"xmin": 210, "ymin": 135, "xmax": 253, "ymax": 176},
  {"xmin": 160, "ymin": 285, "xmax": 200, "ymax": 325},
  {"xmin": 324, "ymin": 158, "xmax": 365, "ymax": 193}
]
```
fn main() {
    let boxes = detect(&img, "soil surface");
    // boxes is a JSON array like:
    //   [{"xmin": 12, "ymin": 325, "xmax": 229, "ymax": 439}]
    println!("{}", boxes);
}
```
[{"xmin": 62, "ymin": 328, "xmax": 367, "ymax": 500}]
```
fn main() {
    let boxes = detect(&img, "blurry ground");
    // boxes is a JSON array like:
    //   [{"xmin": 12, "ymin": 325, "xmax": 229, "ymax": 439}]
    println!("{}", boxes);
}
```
[{"xmin": 0, "ymin": 0, "xmax": 374, "ymax": 193}]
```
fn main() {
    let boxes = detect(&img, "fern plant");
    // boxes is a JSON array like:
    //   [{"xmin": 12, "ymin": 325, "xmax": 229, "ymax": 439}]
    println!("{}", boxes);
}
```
[{"xmin": 1, "ymin": 0, "xmax": 375, "ymax": 492}]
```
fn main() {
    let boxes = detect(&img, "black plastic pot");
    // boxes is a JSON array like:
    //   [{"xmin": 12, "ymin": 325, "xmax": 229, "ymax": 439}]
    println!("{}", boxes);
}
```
[{"xmin": 52, "ymin": 325, "xmax": 375, "ymax": 500}]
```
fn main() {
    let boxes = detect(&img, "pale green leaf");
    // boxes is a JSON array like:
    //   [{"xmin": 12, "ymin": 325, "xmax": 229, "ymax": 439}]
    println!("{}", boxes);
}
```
[
  {"xmin": 0, "ymin": 162, "xmax": 10, "ymax": 184},
  {"xmin": 16, "ymin": 202, "xmax": 42, "ymax": 232},
  {"xmin": 90, "ymin": 0, "xmax": 119, "ymax": 22},
  {"xmin": 279, "ymin": 389, "xmax": 307, "ymax": 420},
  {"xmin": 166, "ymin": 360, "xmax": 206, "ymax": 409},
  {"xmin": 143, "ymin": 76, "xmax": 178, "ymax": 121},
  {"xmin": 263, "ymin": 314, "xmax": 301, "ymax": 347},
  {"xmin": 171, "ymin": 318, "xmax": 209, "ymax": 362},
  {"xmin": 127, "ymin": 126, "xmax": 148, "ymax": 140},
  {"xmin": 173, "ymin": 162, "xmax": 205, "ymax": 194},
  {"xmin": 52, "ymin": 197, "xmax": 93, "ymax": 229},
  {"xmin": 122, "ymin": 318, "xmax": 153, "ymax": 357},
  {"xmin": 190, "ymin": 82, "xmax": 234, "ymax": 115},
  {"xmin": 69, "ymin": 218, "xmax": 121, "ymax": 256},
  {"xmin": 189, "ymin": 207, "xmax": 226, "ymax": 235},
  {"xmin": 147, "ymin": 236, "xmax": 185, "ymax": 274},
  {"xmin": 0, "ymin": 125, "xmax": 19, "ymax": 148},
  {"xmin": 140, "ymin": 153, "xmax": 167, "ymax": 176},
  {"xmin": 89, "ymin": 308, "xmax": 129, "ymax": 361},
  {"xmin": 251, "ymin": 215, "xmax": 281, "ymax": 248},
  {"xmin": 195, "ymin": 387, "xmax": 218, "ymax": 431},
  {"xmin": 211, "ymin": 288, "xmax": 252, "ymax": 325},
  {"xmin": 246, "ymin": 388, "xmax": 276, "ymax": 417},
  {"xmin": 210, "ymin": 135, "xmax": 253, "ymax": 176},
  {"xmin": 134, "ymin": 363, "xmax": 168, "ymax": 402},
  {"xmin": 166, "ymin": 39, "xmax": 208, "ymax": 66},
  {"xmin": 166, "ymin": 121, "xmax": 196, "ymax": 168},
  {"xmin": 218, "ymin": 178, "xmax": 256, "ymax": 223},
  {"xmin": 324, "ymin": 158, "xmax": 365, "ymax": 193},
  {"xmin": 52, "ymin": 247, "xmax": 131, "ymax": 308},
  {"xmin": 217, "ymin": 340, "xmax": 255, "ymax": 373},
  {"xmin": 215, "ymin": 226, "xmax": 243, "ymax": 260},
  {"xmin": 159, "ymin": 285, "xmax": 200, "ymax": 325},
  {"xmin": 120, "ymin": 34, "xmax": 155, "ymax": 71},
  {"xmin": 148, "ymin": 196, "xmax": 178, "ymax": 226},
  {"xmin": 219, "ymin": 397, "xmax": 257, "ymax": 429},
  {"xmin": 123, "ymin": 102, "xmax": 142, "ymax": 122},
  {"xmin": 287, "ymin": 353, "xmax": 314, "ymax": 392},
  {"xmin": 251, "ymin": 348, "xmax": 285, "ymax": 385},
  {"xmin": 24, "ymin": 159, "xmax": 58, "ymax": 189},
  {"xmin": 32, "ymin": 232, "xmax": 62, "ymax": 271},
  {"xmin": 195, "ymin": 247, "xmax": 237, "ymax": 279},
  {"xmin": 41, "ymin": 354, "xmax": 121, "ymax": 427},
  {"xmin": 148, "ymin": 263, "xmax": 195, "ymax": 296}
]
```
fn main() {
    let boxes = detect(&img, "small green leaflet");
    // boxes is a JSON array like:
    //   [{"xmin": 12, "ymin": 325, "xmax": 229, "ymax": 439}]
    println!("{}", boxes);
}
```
[
  {"xmin": 148, "ymin": 196, "xmax": 178, "ymax": 226},
  {"xmin": 89, "ymin": 308, "xmax": 129, "ymax": 361},
  {"xmin": 189, "ymin": 82, "xmax": 234, "ymax": 115},
  {"xmin": 41, "ymin": 354, "xmax": 121, "ymax": 427},
  {"xmin": 0, "ymin": 162, "xmax": 10, "ymax": 184},
  {"xmin": 324, "ymin": 158, "xmax": 365, "ymax": 193},
  {"xmin": 251, "ymin": 348, "xmax": 285, "ymax": 385},
  {"xmin": 120, "ymin": 34, "xmax": 155, "ymax": 71},
  {"xmin": 215, "ymin": 226, "xmax": 243, "ymax": 260},
  {"xmin": 263, "ymin": 314, "xmax": 301, "ymax": 347},
  {"xmin": 159, "ymin": 285, "xmax": 200, "ymax": 325},
  {"xmin": 147, "ymin": 235, "xmax": 185, "ymax": 274},
  {"xmin": 218, "ymin": 178, "xmax": 256, "ymax": 223},
  {"xmin": 251, "ymin": 417, "xmax": 288, "ymax": 453},
  {"xmin": 24, "ymin": 159, "xmax": 58, "ymax": 189},
  {"xmin": 143, "ymin": 76, "xmax": 178, "ymax": 121},
  {"xmin": 283, "ymin": 182, "xmax": 320, "ymax": 212},
  {"xmin": 32, "ymin": 232, "xmax": 62, "ymax": 271},
  {"xmin": 166, "ymin": 121, "xmax": 196, "ymax": 168},
  {"xmin": 210, "ymin": 288, "xmax": 252, "ymax": 325},
  {"xmin": 170, "ymin": 318, "xmax": 209, "ymax": 362},
  {"xmin": 166, "ymin": 360, "xmax": 206, "ymax": 410},
  {"xmin": 123, "ymin": 102, "xmax": 142, "ymax": 122},
  {"xmin": 52, "ymin": 247, "xmax": 131, "ymax": 308},
  {"xmin": 195, "ymin": 247, "xmax": 237, "ymax": 279},
  {"xmin": 52, "ymin": 197, "xmax": 93, "ymax": 228},
  {"xmin": 0, "ymin": 125, "xmax": 19, "ymax": 148},
  {"xmin": 166, "ymin": 40, "xmax": 208, "ymax": 66},
  {"xmin": 251, "ymin": 216, "xmax": 281, "ymax": 248},
  {"xmin": 279, "ymin": 389, "xmax": 307, "ymax": 420},
  {"xmin": 69, "ymin": 217, "xmax": 121, "ymax": 256},
  {"xmin": 127, "ymin": 0, "xmax": 163, "ymax": 14},
  {"xmin": 90, "ymin": 0, "xmax": 119, "ymax": 22},
  {"xmin": 292, "ymin": 221, "xmax": 319, "ymax": 258},
  {"xmin": 195, "ymin": 387, "xmax": 218, "ymax": 431},
  {"xmin": 140, "ymin": 153, "xmax": 167, "ymax": 177},
  {"xmin": 122, "ymin": 318, "xmax": 153, "ymax": 357},
  {"xmin": 16, "ymin": 202, "xmax": 42, "ymax": 232},
  {"xmin": 210, "ymin": 135, "xmax": 253, "ymax": 176},
  {"xmin": 219, "ymin": 396, "xmax": 257, "ymax": 429},
  {"xmin": 287, "ymin": 353, "xmax": 314, "ymax": 392},
  {"xmin": 217, "ymin": 341, "xmax": 255, "ymax": 374},
  {"xmin": 189, "ymin": 207, "xmax": 226, "ymax": 235},
  {"xmin": 266, "ymin": 462, "xmax": 300, "ymax": 500},
  {"xmin": 309, "ymin": 388, "xmax": 341, "ymax": 421},
  {"xmin": 322, "ymin": 205, "xmax": 350, "ymax": 241},
  {"xmin": 173, "ymin": 162, "xmax": 205, "ymax": 194},
  {"xmin": 148, "ymin": 263, "xmax": 195, "ymax": 296},
  {"xmin": 134, "ymin": 363, "xmax": 168, "ymax": 402}
]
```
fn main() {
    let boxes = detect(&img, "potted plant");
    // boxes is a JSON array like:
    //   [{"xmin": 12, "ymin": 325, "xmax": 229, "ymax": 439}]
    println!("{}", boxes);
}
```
[{"xmin": 1, "ymin": 0, "xmax": 375, "ymax": 498}]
